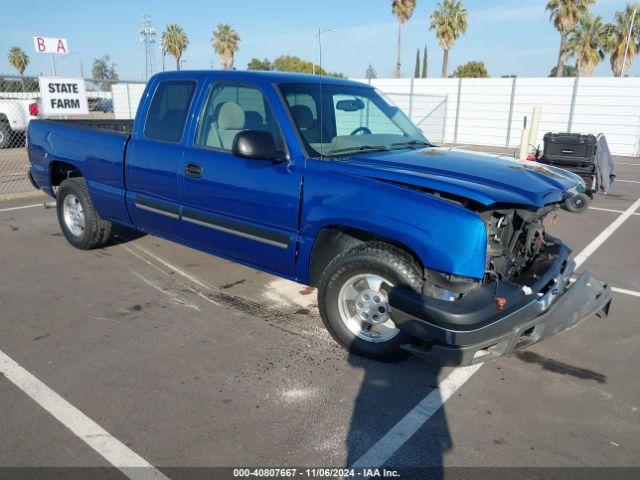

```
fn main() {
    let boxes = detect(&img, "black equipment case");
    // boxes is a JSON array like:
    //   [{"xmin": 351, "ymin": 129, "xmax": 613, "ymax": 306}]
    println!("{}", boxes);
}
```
[
  {"xmin": 542, "ymin": 133, "xmax": 597, "ymax": 167},
  {"xmin": 540, "ymin": 132, "xmax": 597, "ymax": 190},
  {"xmin": 537, "ymin": 132, "xmax": 600, "ymax": 215}
]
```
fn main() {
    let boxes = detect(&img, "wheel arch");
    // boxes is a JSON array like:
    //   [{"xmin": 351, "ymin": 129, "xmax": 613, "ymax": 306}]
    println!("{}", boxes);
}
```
[
  {"xmin": 50, "ymin": 160, "xmax": 84, "ymax": 191},
  {"xmin": 308, "ymin": 226, "xmax": 424, "ymax": 287}
]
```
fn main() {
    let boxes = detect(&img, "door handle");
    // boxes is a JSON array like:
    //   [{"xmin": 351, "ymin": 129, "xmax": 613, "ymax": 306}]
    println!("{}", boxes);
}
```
[{"xmin": 184, "ymin": 163, "xmax": 203, "ymax": 178}]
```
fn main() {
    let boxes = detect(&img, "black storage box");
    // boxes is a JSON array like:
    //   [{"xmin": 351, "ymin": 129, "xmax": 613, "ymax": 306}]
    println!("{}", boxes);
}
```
[{"xmin": 542, "ymin": 133, "xmax": 596, "ymax": 167}]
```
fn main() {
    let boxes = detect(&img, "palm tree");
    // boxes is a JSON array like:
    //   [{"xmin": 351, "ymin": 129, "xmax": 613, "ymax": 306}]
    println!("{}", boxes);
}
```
[
  {"xmin": 603, "ymin": 3, "xmax": 640, "ymax": 77},
  {"xmin": 161, "ymin": 24, "xmax": 189, "ymax": 70},
  {"xmin": 546, "ymin": 0, "xmax": 595, "ymax": 77},
  {"xmin": 392, "ymin": 0, "xmax": 417, "ymax": 78},
  {"xmin": 7, "ymin": 46, "xmax": 29, "ymax": 89},
  {"xmin": 212, "ymin": 23, "xmax": 241, "ymax": 70},
  {"xmin": 567, "ymin": 13, "xmax": 606, "ymax": 76},
  {"xmin": 430, "ymin": 0, "xmax": 468, "ymax": 78}
]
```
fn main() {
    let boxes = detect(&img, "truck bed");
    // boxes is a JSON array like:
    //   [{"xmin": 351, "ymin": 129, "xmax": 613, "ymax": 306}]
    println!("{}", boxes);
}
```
[{"xmin": 28, "ymin": 119, "xmax": 132, "ymax": 225}]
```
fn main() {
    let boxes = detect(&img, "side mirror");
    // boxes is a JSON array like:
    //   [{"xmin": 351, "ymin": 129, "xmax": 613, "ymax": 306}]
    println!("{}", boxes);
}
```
[{"xmin": 232, "ymin": 130, "xmax": 284, "ymax": 162}]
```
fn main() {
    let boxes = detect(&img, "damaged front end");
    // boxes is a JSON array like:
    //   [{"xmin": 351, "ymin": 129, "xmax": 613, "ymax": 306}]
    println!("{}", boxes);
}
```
[{"xmin": 389, "ymin": 202, "xmax": 612, "ymax": 366}]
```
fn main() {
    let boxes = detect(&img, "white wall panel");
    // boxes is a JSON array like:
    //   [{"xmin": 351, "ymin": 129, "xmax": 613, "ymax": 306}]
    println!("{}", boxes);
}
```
[{"xmin": 353, "ymin": 77, "xmax": 640, "ymax": 156}]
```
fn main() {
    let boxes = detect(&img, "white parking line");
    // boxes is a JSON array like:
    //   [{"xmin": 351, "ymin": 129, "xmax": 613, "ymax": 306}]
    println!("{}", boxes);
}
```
[
  {"xmin": 351, "ymin": 364, "xmax": 483, "ymax": 468},
  {"xmin": 351, "ymin": 196, "xmax": 640, "ymax": 469},
  {"xmin": 590, "ymin": 207, "xmax": 640, "ymax": 216},
  {"xmin": 575, "ymin": 197, "xmax": 640, "ymax": 268},
  {"xmin": 612, "ymin": 287, "xmax": 640, "ymax": 298},
  {"xmin": 0, "ymin": 203, "xmax": 41, "ymax": 213},
  {"xmin": 616, "ymin": 179, "xmax": 640, "ymax": 184},
  {"xmin": 0, "ymin": 350, "xmax": 170, "ymax": 480}
]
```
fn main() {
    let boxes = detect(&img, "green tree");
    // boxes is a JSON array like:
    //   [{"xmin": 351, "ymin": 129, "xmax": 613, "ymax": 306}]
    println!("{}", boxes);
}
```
[
  {"xmin": 422, "ymin": 44, "xmax": 428, "ymax": 78},
  {"xmin": 7, "ymin": 46, "xmax": 29, "ymax": 90},
  {"xmin": 392, "ymin": 0, "xmax": 417, "ymax": 78},
  {"xmin": 212, "ymin": 23, "xmax": 241, "ymax": 70},
  {"xmin": 603, "ymin": 3, "xmax": 640, "ymax": 77},
  {"xmin": 161, "ymin": 23, "xmax": 189, "ymax": 70},
  {"xmin": 270, "ymin": 55, "xmax": 344, "ymax": 77},
  {"xmin": 549, "ymin": 64, "xmax": 577, "ymax": 76},
  {"xmin": 366, "ymin": 63, "xmax": 377, "ymax": 80},
  {"xmin": 452, "ymin": 60, "xmax": 489, "ymax": 78},
  {"xmin": 567, "ymin": 12, "xmax": 606, "ymax": 76},
  {"xmin": 430, "ymin": 0, "xmax": 469, "ymax": 78},
  {"xmin": 92, "ymin": 55, "xmax": 118, "ymax": 90},
  {"xmin": 247, "ymin": 58, "xmax": 272, "ymax": 70},
  {"xmin": 414, "ymin": 48, "xmax": 421, "ymax": 78},
  {"xmin": 546, "ymin": 0, "xmax": 595, "ymax": 77}
]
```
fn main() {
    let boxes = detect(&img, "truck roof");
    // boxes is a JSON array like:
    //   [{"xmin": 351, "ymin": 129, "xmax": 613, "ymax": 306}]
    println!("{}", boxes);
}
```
[{"xmin": 149, "ymin": 70, "xmax": 370, "ymax": 88}]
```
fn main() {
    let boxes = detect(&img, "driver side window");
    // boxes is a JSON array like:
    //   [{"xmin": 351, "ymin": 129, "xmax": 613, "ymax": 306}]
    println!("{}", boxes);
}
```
[
  {"xmin": 333, "ymin": 94, "xmax": 403, "ymax": 136},
  {"xmin": 195, "ymin": 83, "xmax": 283, "ymax": 152}
]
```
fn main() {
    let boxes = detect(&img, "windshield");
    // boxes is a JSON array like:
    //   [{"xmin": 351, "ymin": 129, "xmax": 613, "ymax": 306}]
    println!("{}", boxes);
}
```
[{"xmin": 279, "ymin": 83, "xmax": 431, "ymax": 158}]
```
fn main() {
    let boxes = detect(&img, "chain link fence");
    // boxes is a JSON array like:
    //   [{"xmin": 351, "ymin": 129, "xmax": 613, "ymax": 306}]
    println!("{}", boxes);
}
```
[{"xmin": 0, "ymin": 75, "xmax": 145, "ymax": 197}]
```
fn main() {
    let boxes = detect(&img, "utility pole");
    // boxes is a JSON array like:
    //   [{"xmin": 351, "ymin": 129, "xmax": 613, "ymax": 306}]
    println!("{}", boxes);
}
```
[{"xmin": 139, "ymin": 14, "xmax": 157, "ymax": 81}]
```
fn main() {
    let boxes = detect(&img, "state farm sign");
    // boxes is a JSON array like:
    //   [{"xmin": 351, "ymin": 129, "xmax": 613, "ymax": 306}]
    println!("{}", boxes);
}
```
[
  {"xmin": 33, "ymin": 37, "xmax": 68, "ymax": 54},
  {"xmin": 38, "ymin": 77, "xmax": 89, "ymax": 116}
]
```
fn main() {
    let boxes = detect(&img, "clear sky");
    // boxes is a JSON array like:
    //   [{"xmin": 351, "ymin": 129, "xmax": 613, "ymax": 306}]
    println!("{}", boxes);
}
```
[{"xmin": 1, "ymin": 0, "xmax": 637, "ymax": 80}]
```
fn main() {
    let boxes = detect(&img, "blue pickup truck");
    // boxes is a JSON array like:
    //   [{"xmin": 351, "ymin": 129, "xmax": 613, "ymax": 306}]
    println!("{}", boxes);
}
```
[{"xmin": 27, "ymin": 70, "xmax": 611, "ymax": 366}]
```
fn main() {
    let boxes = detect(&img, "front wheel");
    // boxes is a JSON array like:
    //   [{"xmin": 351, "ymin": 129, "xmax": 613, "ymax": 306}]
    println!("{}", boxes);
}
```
[
  {"xmin": 318, "ymin": 243, "xmax": 423, "ymax": 360},
  {"xmin": 56, "ymin": 178, "xmax": 112, "ymax": 249}
]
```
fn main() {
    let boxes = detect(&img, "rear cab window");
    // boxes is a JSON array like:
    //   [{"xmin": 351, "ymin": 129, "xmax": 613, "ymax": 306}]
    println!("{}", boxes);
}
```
[{"xmin": 144, "ymin": 80, "xmax": 197, "ymax": 143}]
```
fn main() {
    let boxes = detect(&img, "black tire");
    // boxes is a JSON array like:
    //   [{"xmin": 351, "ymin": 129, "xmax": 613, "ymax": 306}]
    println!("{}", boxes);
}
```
[
  {"xmin": 0, "ymin": 122, "xmax": 12, "ymax": 149},
  {"xmin": 56, "ymin": 178, "xmax": 112, "ymax": 249},
  {"xmin": 318, "ymin": 243, "xmax": 423, "ymax": 361},
  {"xmin": 564, "ymin": 193, "xmax": 590, "ymax": 214}
]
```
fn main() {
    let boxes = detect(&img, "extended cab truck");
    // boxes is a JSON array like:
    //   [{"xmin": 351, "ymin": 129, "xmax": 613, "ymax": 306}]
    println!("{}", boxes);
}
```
[{"xmin": 27, "ymin": 71, "xmax": 612, "ymax": 366}]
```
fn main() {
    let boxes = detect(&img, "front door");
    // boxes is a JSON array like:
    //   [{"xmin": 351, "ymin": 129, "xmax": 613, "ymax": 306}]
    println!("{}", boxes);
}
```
[{"xmin": 180, "ymin": 81, "xmax": 302, "ymax": 276}]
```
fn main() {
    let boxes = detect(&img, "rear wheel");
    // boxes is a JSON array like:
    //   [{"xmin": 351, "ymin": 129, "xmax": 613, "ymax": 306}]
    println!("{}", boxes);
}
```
[
  {"xmin": 318, "ymin": 243, "xmax": 423, "ymax": 360},
  {"xmin": 565, "ymin": 193, "xmax": 590, "ymax": 214},
  {"xmin": 56, "ymin": 178, "xmax": 112, "ymax": 249}
]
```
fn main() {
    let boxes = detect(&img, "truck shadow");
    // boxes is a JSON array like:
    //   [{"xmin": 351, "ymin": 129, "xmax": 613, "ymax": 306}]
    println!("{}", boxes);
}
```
[
  {"xmin": 514, "ymin": 351, "xmax": 607, "ymax": 383},
  {"xmin": 106, "ymin": 224, "xmax": 147, "ymax": 247},
  {"xmin": 346, "ymin": 354, "xmax": 450, "ymax": 478}
]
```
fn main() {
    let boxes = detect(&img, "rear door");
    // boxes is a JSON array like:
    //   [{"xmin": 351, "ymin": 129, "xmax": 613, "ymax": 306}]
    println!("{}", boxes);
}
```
[
  {"xmin": 180, "ymin": 80, "xmax": 302, "ymax": 276},
  {"xmin": 125, "ymin": 79, "xmax": 197, "ymax": 238}
]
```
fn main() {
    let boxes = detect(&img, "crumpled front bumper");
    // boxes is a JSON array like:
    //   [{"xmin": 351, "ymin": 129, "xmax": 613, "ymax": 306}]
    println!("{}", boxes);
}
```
[{"xmin": 389, "ymin": 241, "xmax": 612, "ymax": 366}]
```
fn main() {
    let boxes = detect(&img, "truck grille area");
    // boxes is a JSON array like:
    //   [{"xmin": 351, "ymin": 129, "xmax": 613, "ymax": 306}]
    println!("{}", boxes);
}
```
[{"xmin": 482, "ymin": 206, "xmax": 557, "ymax": 281}]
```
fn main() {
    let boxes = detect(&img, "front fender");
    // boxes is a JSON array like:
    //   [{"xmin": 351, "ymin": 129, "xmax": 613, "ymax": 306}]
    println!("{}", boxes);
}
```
[{"xmin": 298, "ymin": 162, "xmax": 488, "ymax": 282}]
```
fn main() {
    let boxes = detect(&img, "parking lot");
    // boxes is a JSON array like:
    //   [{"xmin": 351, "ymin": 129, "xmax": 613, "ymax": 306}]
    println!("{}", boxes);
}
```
[{"xmin": 1, "ymin": 155, "xmax": 639, "ymax": 478}]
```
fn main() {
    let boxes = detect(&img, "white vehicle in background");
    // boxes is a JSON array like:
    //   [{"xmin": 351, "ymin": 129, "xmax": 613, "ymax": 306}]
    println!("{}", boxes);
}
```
[{"xmin": 0, "ymin": 98, "xmax": 40, "ymax": 149}]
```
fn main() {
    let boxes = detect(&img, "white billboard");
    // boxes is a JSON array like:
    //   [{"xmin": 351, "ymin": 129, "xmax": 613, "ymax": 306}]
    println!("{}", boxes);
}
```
[
  {"xmin": 33, "ymin": 37, "xmax": 69, "ymax": 54},
  {"xmin": 38, "ymin": 77, "xmax": 89, "ymax": 116}
]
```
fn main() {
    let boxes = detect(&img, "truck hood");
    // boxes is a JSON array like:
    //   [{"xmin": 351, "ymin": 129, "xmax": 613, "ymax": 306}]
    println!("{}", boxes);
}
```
[{"xmin": 326, "ymin": 147, "xmax": 582, "ymax": 208}]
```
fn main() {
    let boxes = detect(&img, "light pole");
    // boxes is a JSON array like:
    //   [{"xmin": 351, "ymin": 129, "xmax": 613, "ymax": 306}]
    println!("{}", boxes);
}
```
[
  {"xmin": 622, "ymin": 3, "xmax": 639, "ymax": 77},
  {"xmin": 63, "ymin": 52, "xmax": 83, "ymax": 77},
  {"xmin": 312, "ymin": 28, "xmax": 332, "ymax": 75}
]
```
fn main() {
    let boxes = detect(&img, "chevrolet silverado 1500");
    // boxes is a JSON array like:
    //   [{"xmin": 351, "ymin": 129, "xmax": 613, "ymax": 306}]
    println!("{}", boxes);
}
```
[{"xmin": 27, "ymin": 71, "xmax": 611, "ymax": 365}]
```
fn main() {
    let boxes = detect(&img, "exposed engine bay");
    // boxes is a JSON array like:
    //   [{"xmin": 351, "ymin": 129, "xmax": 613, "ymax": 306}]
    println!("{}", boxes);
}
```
[
  {"xmin": 481, "ymin": 205, "xmax": 557, "ymax": 281},
  {"xmin": 424, "ymin": 204, "xmax": 559, "ymax": 301}
]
